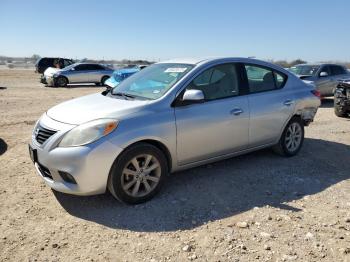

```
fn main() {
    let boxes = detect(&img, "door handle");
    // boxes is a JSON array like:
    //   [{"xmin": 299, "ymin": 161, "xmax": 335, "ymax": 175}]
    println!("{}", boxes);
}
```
[
  {"xmin": 283, "ymin": 100, "xmax": 294, "ymax": 106},
  {"xmin": 231, "ymin": 108, "xmax": 243, "ymax": 115}
]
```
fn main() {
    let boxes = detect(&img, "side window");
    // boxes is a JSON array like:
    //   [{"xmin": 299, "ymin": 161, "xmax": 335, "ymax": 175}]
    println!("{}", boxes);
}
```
[
  {"xmin": 63, "ymin": 60, "xmax": 72, "ymax": 67},
  {"xmin": 319, "ymin": 66, "xmax": 331, "ymax": 76},
  {"xmin": 274, "ymin": 71, "xmax": 287, "ymax": 88},
  {"xmin": 245, "ymin": 65, "xmax": 286, "ymax": 93},
  {"xmin": 90, "ymin": 64, "xmax": 104, "ymax": 70},
  {"xmin": 330, "ymin": 65, "xmax": 347, "ymax": 75},
  {"xmin": 187, "ymin": 64, "xmax": 240, "ymax": 100},
  {"xmin": 75, "ymin": 64, "xmax": 90, "ymax": 71}
]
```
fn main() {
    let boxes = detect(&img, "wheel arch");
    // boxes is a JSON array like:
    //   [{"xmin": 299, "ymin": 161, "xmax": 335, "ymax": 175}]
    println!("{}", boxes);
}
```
[
  {"xmin": 119, "ymin": 139, "xmax": 172, "ymax": 173},
  {"xmin": 55, "ymin": 75, "xmax": 69, "ymax": 86},
  {"xmin": 101, "ymin": 75, "xmax": 110, "ymax": 83},
  {"xmin": 276, "ymin": 113, "xmax": 303, "ymax": 144}
]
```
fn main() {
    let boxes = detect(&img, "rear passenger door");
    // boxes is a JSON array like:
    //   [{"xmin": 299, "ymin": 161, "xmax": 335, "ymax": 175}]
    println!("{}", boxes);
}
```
[
  {"xmin": 329, "ymin": 65, "xmax": 349, "ymax": 94},
  {"xmin": 88, "ymin": 64, "xmax": 105, "ymax": 83},
  {"xmin": 316, "ymin": 66, "xmax": 333, "ymax": 96},
  {"xmin": 243, "ymin": 64, "xmax": 294, "ymax": 148}
]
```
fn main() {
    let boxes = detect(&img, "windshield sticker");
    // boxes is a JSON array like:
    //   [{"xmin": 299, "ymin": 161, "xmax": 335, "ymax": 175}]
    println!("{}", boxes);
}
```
[
  {"xmin": 153, "ymin": 90, "xmax": 160, "ymax": 94},
  {"xmin": 164, "ymin": 67, "xmax": 187, "ymax": 73}
]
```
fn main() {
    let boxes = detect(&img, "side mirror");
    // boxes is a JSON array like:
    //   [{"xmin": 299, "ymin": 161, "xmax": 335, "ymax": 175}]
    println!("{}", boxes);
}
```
[
  {"xmin": 319, "ymin": 71, "xmax": 328, "ymax": 77},
  {"xmin": 182, "ymin": 89, "xmax": 205, "ymax": 102}
]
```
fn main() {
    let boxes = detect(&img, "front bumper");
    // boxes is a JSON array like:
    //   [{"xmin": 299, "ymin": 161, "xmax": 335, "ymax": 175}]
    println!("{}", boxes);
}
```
[
  {"xmin": 40, "ymin": 75, "xmax": 47, "ymax": 84},
  {"xmin": 29, "ymin": 115, "xmax": 124, "ymax": 196},
  {"xmin": 45, "ymin": 76, "xmax": 55, "ymax": 87}
]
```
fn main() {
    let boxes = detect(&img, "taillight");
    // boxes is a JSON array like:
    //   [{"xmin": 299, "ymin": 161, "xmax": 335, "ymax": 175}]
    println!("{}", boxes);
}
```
[{"xmin": 311, "ymin": 90, "xmax": 321, "ymax": 99}]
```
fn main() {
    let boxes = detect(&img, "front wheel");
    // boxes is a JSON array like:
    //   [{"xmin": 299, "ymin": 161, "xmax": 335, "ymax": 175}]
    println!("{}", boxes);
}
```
[
  {"xmin": 108, "ymin": 143, "xmax": 168, "ymax": 204},
  {"xmin": 55, "ymin": 76, "xmax": 68, "ymax": 87},
  {"xmin": 273, "ymin": 117, "xmax": 304, "ymax": 157}
]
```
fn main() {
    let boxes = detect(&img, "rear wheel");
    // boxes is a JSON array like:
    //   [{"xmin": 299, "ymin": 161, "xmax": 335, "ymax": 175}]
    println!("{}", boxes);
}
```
[
  {"xmin": 273, "ymin": 117, "xmax": 304, "ymax": 157},
  {"xmin": 55, "ymin": 76, "xmax": 68, "ymax": 87},
  {"xmin": 108, "ymin": 143, "xmax": 168, "ymax": 204}
]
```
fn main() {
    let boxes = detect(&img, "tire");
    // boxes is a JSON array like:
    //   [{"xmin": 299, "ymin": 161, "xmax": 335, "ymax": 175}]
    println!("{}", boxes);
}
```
[
  {"xmin": 101, "ymin": 76, "xmax": 109, "ymax": 86},
  {"xmin": 55, "ymin": 76, "xmax": 68, "ymax": 87},
  {"xmin": 108, "ymin": 143, "xmax": 168, "ymax": 204},
  {"xmin": 334, "ymin": 104, "xmax": 348, "ymax": 118},
  {"xmin": 273, "ymin": 116, "xmax": 304, "ymax": 157}
]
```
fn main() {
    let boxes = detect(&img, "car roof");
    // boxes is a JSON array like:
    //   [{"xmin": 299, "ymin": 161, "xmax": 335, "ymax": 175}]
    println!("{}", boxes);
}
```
[
  {"xmin": 157, "ymin": 57, "xmax": 289, "ymax": 74},
  {"xmin": 157, "ymin": 57, "xmax": 281, "ymax": 66},
  {"xmin": 293, "ymin": 63, "xmax": 345, "ymax": 67},
  {"xmin": 113, "ymin": 68, "xmax": 139, "ymax": 74}
]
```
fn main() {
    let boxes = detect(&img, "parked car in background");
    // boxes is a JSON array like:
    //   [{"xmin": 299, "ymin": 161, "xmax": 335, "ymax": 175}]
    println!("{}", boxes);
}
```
[
  {"xmin": 45, "ymin": 63, "xmax": 113, "ymax": 87},
  {"xmin": 35, "ymin": 57, "xmax": 74, "ymax": 74},
  {"xmin": 288, "ymin": 63, "xmax": 350, "ymax": 96},
  {"xmin": 105, "ymin": 68, "xmax": 140, "ymax": 88},
  {"xmin": 41, "ymin": 67, "xmax": 60, "ymax": 84},
  {"xmin": 29, "ymin": 57, "xmax": 320, "ymax": 204},
  {"xmin": 334, "ymin": 79, "xmax": 350, "ymax": 117}
]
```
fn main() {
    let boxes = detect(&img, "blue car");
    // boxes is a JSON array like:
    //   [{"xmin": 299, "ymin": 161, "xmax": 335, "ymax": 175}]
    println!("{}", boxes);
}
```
[{"xmin": 105, "ymin": 68, "xmax": 140, "ymax": 88}]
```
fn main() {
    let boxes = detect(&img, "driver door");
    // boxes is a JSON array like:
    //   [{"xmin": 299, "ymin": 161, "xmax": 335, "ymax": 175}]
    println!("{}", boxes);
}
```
[
  {"xmin": 67, "ymin": 64, "xmax": 92, "ymax": 83},
  {"xmin": 174, "ymin": 63, "xmax": 249, "ymax": 165}
]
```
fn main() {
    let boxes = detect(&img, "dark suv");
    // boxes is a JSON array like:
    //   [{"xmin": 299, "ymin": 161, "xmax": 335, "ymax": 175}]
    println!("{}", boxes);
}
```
[
  {"xmin": 35, "ymin": 57, "xmax": 74, "ymax": 74},
  {"xmin": 334, "ymin": 80, "xmax": 350, "ymax": 117}
]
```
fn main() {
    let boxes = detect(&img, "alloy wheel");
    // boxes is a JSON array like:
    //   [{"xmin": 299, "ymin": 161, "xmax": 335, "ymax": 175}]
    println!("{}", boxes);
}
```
[
  {"xmin": 285, "ymin": 122, "xmax": 302, "ymax": 152},
  {"xmin": 121, "ymin": 154, "xmax": 161, "ymax": 197}
]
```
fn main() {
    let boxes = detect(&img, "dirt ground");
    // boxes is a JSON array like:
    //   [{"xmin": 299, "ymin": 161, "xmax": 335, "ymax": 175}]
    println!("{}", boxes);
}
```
[{"xmin": 0, "ymin": 69, "xmax": 349, "ymax": 262}]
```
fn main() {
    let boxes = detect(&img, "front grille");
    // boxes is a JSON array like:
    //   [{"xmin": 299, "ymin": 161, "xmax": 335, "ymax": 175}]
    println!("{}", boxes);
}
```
[
  {"xmin": 37, "ymin": 162, "xmax": 53, "ymax": 180},
  {"xmin": 35, "ymin": 124, "xmax": 57, "ymax": 145}
]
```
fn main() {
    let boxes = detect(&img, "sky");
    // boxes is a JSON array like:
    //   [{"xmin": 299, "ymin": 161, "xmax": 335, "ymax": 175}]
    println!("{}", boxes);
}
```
[{"xmin": 1, "ymin": 0, "xmax": 350, "ymax": 62}]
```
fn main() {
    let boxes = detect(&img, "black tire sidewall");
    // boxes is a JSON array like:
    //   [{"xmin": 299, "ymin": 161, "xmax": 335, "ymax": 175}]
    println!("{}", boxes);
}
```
[
  {"xmin": 334, "ymin": 104, "xmax": 347, "ymax": 117},
  {"xmin": 109, "ymin": 143, "xmax": 168, "ymax": 204},
  {"xmin": 280, "ymin": 118, "xmax": 304, "ymax": 157},
  {"xmin": 101, "ymin": 76, "xmax": 109, "ymax": 85},
  {"xmin": 56, "ymin": 76, "xmax": 68, "ymax": 87}
]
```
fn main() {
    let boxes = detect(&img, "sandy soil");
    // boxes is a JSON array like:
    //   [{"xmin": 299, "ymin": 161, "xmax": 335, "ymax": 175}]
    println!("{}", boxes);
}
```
[{"xmin": 0, "ymin": 69, "xmax": 349, "ymax": 262}]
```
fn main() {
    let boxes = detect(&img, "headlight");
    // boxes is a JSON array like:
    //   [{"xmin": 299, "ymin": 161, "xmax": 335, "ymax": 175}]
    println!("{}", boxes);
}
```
[{"xmin": 59, "ymin": 119, "xmax": 118, "ymax": 147}]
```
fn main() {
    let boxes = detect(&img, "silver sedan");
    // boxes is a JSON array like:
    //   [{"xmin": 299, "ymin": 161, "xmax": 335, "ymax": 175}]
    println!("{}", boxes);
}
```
[
  {"xmin": 29, "ymin": 57, "xmax": 321, "ymax": 204},
  {"xmin": 289, "ymin": 63, "xmax": 350, "ymax": 96},
  {"xmin": 46, "ymin": 63, "xmax": 114, "ymax": 87}
]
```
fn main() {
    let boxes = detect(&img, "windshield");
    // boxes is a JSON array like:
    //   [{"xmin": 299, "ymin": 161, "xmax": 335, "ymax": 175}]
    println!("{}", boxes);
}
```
[
  {"xmin": 289, "ymin": 65, "xmax": 319, "ymax": 76},
  {"xmin": 111, "ymin": 63, "xmax": 194, "ymax": 100},
  {"xmin": 61, "ymin": 63, "xmax": 78, "ymax": 71}
]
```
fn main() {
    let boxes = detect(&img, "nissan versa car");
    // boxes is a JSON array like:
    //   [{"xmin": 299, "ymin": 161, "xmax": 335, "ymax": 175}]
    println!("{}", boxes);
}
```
[
  {"xmin": 289, "ymin": 63, "xmax": 350, "ymax": 96},
  {"xmin": 45, "ymin": 63, "xmax": 114, "ymax": 87},
  {"xmin": 29, "ymin": 57, "xmax": 321, "ymax": 204}
]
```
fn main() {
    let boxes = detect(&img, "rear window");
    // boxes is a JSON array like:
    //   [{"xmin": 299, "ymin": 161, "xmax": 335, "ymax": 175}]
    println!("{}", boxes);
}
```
[
  {"xmin": 330, "ymin": 65, "xmax": 347, "ymax": 75},
  {"xmin": 39, "ymin": 58, "xmax": 55, "ymax": 67},
  {"xmin": 245, "ymin": 64, "xmax": 287, "ymax": 93}
]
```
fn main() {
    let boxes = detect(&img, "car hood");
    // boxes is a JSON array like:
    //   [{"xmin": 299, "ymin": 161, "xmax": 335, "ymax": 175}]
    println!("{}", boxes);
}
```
[
  {"xmin": 47, "ymin": 93, "xmax": 150, "ymax": 125},
  {"xmin": 44, "ymin": 67, "xmax": 61, "ymax": 77}
]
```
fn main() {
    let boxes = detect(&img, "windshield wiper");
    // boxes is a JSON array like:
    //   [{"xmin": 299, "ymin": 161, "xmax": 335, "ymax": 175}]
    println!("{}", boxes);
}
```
[{"xmin": 113, "ymin": 92, "xmax": 136, "ymax": 100}]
